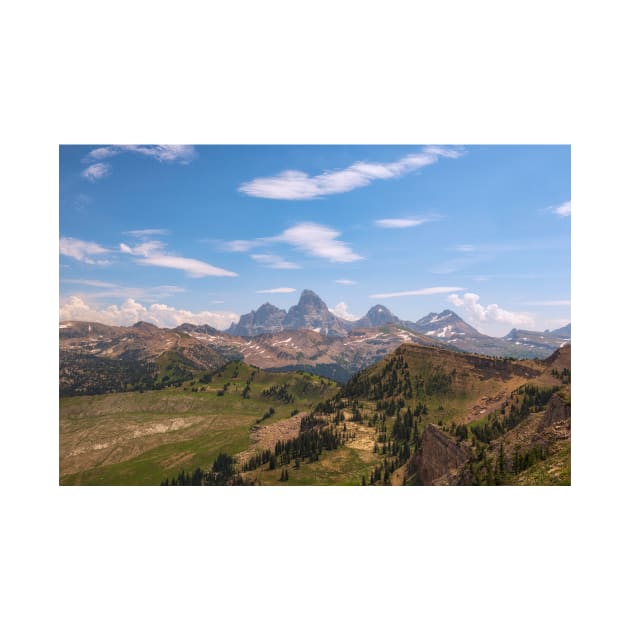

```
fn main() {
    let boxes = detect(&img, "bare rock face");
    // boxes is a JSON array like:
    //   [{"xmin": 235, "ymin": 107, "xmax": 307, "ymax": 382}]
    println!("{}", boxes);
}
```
[
  {"xmin": 410, "ymin": 424, "xmax": 472, "ymax": 485},
  {"xmin": 538, "ymin": 393, "xmax": 571, "ymax": 441},
  {"xmin": 227, "ymin": 303, "xmax": 287, "ymax": 336}
]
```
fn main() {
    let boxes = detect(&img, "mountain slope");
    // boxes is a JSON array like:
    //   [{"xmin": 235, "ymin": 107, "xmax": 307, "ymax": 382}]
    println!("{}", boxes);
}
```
[
  {"xmin": 59, "ymin": 320, "xmax": 227, "ymax": 395},
  {"xmin": 412, "ymin": 309, "xmax": 483, "ymax": 339},
  {"xmin": 353, "ymin": 304, "xmax": 401, "ymax": 328}
]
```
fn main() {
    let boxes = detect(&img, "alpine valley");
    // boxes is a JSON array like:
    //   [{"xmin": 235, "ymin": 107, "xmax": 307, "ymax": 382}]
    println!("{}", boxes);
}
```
[{"xmin": 60, "ymin": 290, "xmax": 570, "ymax": 486}]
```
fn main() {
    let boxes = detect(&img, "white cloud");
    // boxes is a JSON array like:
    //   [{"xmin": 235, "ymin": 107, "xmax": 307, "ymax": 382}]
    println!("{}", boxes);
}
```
[
  {"xmin": 554, "ymin": 201, "xmax": 571, "ymax": 217},
  {"xmin": 83, "ymin": 147, "xmax": 120, "ymax": 161},
  {"xmin": 59, "ymin": 296, "xmax": 239, "ymax": 330},
  {"xmin": 524, "ymin": 300, "xmax": 571, "ymax": 306},
  {"xmin": 272, "ymin": 222, "xmax": 362, "ymax": 263},
  {"xmin": 124, "ymin": 228, "xmax": 170, "ymax": 237},
  {"xmin": 61, "ymin": 279, "xmax": 186, "ymax": 300},
  {"xmin": 60, "ymin": 237, "xmax": 111, "ymax": 264},
  {"xmin": 369, "ymin": 286, "xmax": 464, "ymax": 299},
  {"xmin": 119, "ymin": 240, "xmax": 237, "ymax": 277},
  {"xmin": 225, "ymin": 222, "xmax": 361, "ymax": 264},
  {"xmin": 329, "ymin": 302, "xmax": 360, "ymax": 321},
  {"xmin": 335, "ymin": 279, "xmax": 357, "ymax": 285},
  {"xmin": 250, "ymin": 254, "xmax": 301, "ymax": 269},
  {"xmin": 255, "ymin": 287, "xmax": 296, "ymax": 294},
  {"xmin": 122, "ymin": 145, "xmax": 196, "ymax": 164},
  {"xmin": 374, "ymin": 217, "xmax": 436, "ymax": 229},
  {"xmin": 62, "ymin": 279, "xmax": 118, "ymax": 288},
  {"xmin": 238, "ymin": 146, "xmax": 464, "ymax": 200},
  {"xmin": 81, "ymin": 162, "xmax": 111, "ymax": 182},
  {"xmin": 84, "ymin": 145, "xmax": 196, "ymax": 165},
  {"xmin": 224, "ymin": 240, "xmax": 257, "ymax": 252},
  {"xmin": 448, "ymin": 293, "xmax": 535, "ymax": 329}
]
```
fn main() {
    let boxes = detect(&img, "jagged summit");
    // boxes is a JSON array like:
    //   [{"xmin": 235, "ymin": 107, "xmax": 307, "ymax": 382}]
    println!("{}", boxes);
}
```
[
  {"xmin": 284, "ymin": 289, "xmax": 349, "ymax": 337},
  {"xmin": 227, "ymin": 301, "xmax": 286, "ymax": 337}
]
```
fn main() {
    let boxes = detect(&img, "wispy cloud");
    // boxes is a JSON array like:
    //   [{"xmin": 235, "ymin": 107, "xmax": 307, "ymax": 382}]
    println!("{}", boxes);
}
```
[
  {"xmin": 374, "ymin": 215, "xmax": 440, "ymax": 229},
  {"xmin": 120, "ymin": 240, "xmax": 237, "ymax": 277},
  {"xmin": 523, "ymin": 300, "xmax": 571, "ymax": 306},
  {"xmin": 226, "ymin": 222, "xmax": 362, "ymax": 264},
  {"xmin": 250, "ymin": 254, "xmax": 301, "ymax": 269},
  {"xmin": 61, "ymin": 278, "xmax": 186, "ymax": 300},
  {"xmin": 81, "ymin": 162, "xmax": 111, "ymax": 182},
  {"xmin": 238, "ymin": 146, "xmax": 464, "ymax": 200},
  {"xmin": 59, "ymin": 295, "xmax": 239, "ymax": 330},
  {"xmin": 553, "ymin": 201, "xmax": 571, "ymax": 217},
  {"xmin": 255, "ymin": 287, "xmax": 296, "ymax": 294},
  {"xmin": 62, "ymin": 279, "xmax": 118, "ymax": 288},
  {"xmin": 83, "ymin": 145, "xmax": 196, "ymax": 165},
  {"xmin": 329, "ymin": 302, "xmax": 360, "ymax": 321},
  {"xmin": 335, "ymin": 279, "xmax": 357, "ymax": 285},
  {"xmin": 370, "ymin": 286, "xmax": 464, "ymax": 299},
  {"xmin": 124, "ymin": 228, "xmax": 171, "ymax": 237},
  {"xmin": 449, "ymin": 293, "xmax": 534, "ymax": 329},
  {"xmin": 224, "ymin": 240, "xmax": 257, "ymax": 252},
  {"xmin": 59, "ymin": 237, "xmax": 111, "ymax": 264},
  {"xmin": 81, "ymin": 145, "xmax": 196, "ymax": 182},
  {"xmin": 272, "ymin": 223, "xmax": 362, "ymax": 263}
]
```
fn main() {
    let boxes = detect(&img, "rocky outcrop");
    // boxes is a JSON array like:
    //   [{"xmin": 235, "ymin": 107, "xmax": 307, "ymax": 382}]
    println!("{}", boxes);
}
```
[
  {"xmin": 537, "ymin": 393, "xmax": 571, "ymax": 442},
  {"xmin": 410, "ymin": 424, "xmax": 472, "ymax": 485}
]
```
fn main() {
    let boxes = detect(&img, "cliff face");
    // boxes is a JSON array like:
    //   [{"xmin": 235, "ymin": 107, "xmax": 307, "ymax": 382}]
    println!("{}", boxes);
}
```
[
  {"xmin": 538, "ymin": 392, "xmax": 571, "ymax": 440},
  {"xmin": 410, "ymin": 424, "xmax": 472, "ymax": 485}
]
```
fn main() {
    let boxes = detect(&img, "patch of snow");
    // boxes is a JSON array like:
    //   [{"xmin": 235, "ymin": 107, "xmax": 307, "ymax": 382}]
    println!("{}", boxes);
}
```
[
  {"xmin": 515, "ymin": 341, "xmax": 521, "ymax": 345},
  {"xmin": 311, "ymin": 327, "xmax": 321, "ymax": 333},
  {"xmin": 59, "ymin": 323, "xmax": 71, "ymax": 329},
  {"xmin": 425, "ymin": 330, "xmax": 436, "ymax": 336},
  {"xmin": 272, "ymin": 337, "xmax": 293, "ymax": 346}
]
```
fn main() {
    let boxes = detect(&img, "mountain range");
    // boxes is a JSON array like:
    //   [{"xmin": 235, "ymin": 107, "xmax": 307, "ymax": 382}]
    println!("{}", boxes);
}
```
[
  {"xmin": 59, "ymin": 289, "xmax": 570, "ymax": 393},
  {"xmin": 226, "ymin": 289, "xmax": 569, "ymax": 357}
]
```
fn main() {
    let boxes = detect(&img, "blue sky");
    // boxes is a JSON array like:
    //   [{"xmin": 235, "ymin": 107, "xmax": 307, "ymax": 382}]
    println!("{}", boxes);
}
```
[{"xmin": 59, "ymin": 145, "xmax": 570, "ymax": 336}]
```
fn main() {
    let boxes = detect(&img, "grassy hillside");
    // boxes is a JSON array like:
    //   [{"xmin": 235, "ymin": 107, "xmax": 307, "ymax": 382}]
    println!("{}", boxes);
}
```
[
  {"xmin": 60, "ymin": 345, "xmax": 570, "ymax": 486},
  {"xmin": 60, "ymin": 361, "xmax": 339, "ymax": 485}
]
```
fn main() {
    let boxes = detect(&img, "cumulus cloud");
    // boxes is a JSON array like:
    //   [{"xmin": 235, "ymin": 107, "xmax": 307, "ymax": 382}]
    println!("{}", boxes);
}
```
[
  {"xmin": 59, "ymin": 295, "xmax": 239, "ymax": 330},
  {"xmin": 81, "ymin": 162, "xmax": 111, "ymax": 182},
  {"xmin": 369, "ymin": 286, "xmax": 464, "ymax": 299},
  {"xmin": 250, "ymin": 254, "xmax": 301, "ymax": 269},
  {"xmin": 255, "ymin": 287, "xmax": 296, "ymax": 294},
  {"xmin": 329, "ymin": 302, "xmax": 360, "ymax": 321},
  {"xmin": 60, "ymin": 237, "xmax": 111, "ymax": 264},
  {"xmin": 238, "ymin": 146, "xmax": 464, "ymax": 200},
  {"xmin": 119, "ymin": 240, "xmax": 237, "ymax": 277},
  {"xmin": 335, "ymin": 279, "xmax": 357, "ymax": 285},
  {"xmin": 448, "ymin": 293, "xmax": 535, "ymax": 329}
]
